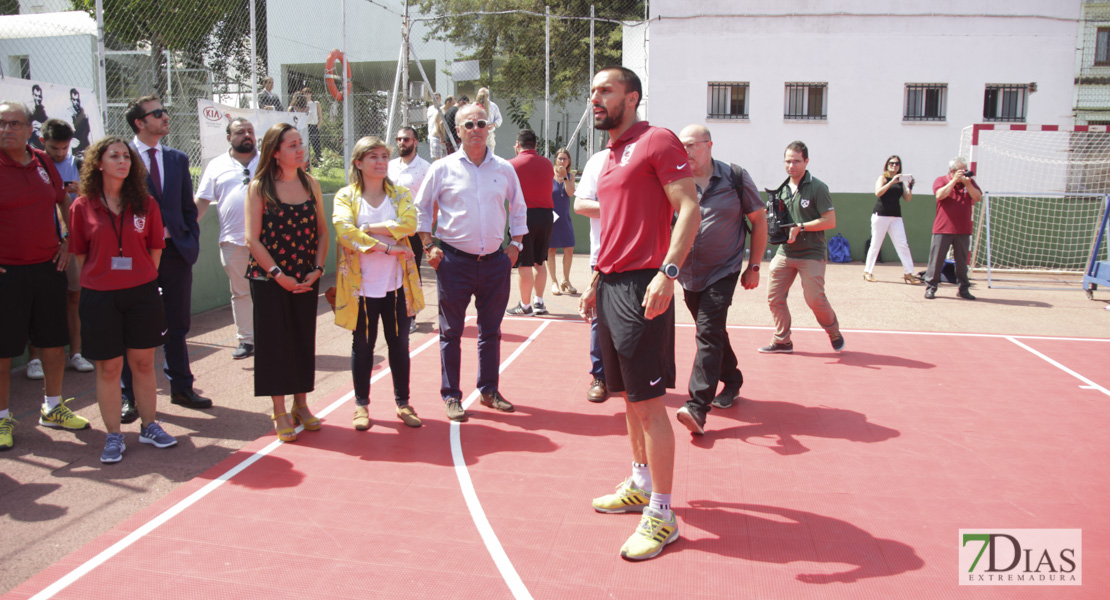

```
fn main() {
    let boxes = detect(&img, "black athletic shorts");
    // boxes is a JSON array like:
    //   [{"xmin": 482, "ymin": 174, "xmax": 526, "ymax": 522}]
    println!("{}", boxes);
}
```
[
  {"xmin": 518, "ymin": 207, "xmax": 553, "ymax": 268},
  {"xmin": 596, "ymin": 269, "xmax": 675, "ymax": 402},
  {"xmin": 79, "ymin": 281, "xmax": 165, "ymax": 361},
  {"xmin": 0, "ymin": 260, "xmax": 69, "ymax": 358}
]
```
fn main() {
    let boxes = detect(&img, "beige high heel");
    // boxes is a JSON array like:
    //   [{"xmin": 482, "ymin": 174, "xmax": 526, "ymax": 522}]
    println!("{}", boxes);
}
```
[
  {"xmin": 863, "ymin": 272, "xmax": 877, "ymax": 282},
  {"xmin": 904, "ymin": 273, "xmax": 923, "ymax": 285}
]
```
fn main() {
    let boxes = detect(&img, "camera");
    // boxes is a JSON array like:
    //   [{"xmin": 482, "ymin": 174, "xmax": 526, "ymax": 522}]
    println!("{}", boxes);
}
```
[{"xmin": 961, "ymin": 169, "xmax": 975, "ymax": 178}]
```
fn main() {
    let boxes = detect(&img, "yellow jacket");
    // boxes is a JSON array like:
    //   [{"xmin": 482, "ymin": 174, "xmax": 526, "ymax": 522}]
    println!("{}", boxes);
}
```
[{"xmin": 332, "ymin": 181, "xmax": 425, "ymax": 331}]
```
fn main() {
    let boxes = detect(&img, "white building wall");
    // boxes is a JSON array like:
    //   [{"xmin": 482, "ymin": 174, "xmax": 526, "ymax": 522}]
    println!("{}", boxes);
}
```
[
  {"xmin": 647, "ymin": 0, "xmax": 1081, "ymax": 194},
  {"xmin": 0, "ymin": 34, "xmax": 97, "ymax": 91}
]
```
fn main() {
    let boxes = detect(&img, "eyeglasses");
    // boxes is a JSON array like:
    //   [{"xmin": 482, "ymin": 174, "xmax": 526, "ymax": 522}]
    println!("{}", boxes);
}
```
[
  {"xmin": 143, "ymin": 108, "xmax": 169, "ymax": 119},
  {"xmin": 887, "ymin": 161, "xmax": 901, "ymax": 166},
  {"xmin": 0, "ymin": 119, "xmax": 28, "ymax": 130},
  {"xmin": 396, "ymin": 137, "xmax": 414, "ymax": 142},
  {"xmin": 461, "ymin": 119, "xmax": 488, "ymax": 130}
]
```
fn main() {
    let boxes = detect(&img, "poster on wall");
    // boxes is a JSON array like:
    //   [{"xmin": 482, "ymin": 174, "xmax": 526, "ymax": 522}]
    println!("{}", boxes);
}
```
[
  {"xmin": 0, "ymin": 77, "xmax": 104, "ymax": 156},
  {"xmin": 196, "ymin": 99, "xmax": 309, "ymax": 170}
]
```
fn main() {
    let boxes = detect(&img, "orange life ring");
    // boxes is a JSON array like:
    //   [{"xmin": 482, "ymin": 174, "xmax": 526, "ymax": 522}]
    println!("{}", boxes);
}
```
[{"xmin": 325, "ymin": 49, "xmax": 352, "ymax": 101}]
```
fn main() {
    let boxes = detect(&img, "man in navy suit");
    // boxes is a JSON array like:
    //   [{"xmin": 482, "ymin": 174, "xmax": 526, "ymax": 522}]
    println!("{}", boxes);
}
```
[{"xmin": 120, "ymin": 95, "xmax": 210, "ymax": 422}]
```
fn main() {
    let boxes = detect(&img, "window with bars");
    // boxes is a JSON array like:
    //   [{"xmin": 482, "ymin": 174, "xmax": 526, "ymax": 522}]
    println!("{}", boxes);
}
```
[
  {"xmin": 707, "ymin": 82, "xmax": 749, "ymax": 119},
  {"xmin": 904, "ymin": 83, "xmax": 947, "ymax": 122},
  {"xmin": 1097, "ymin": 28, "xmax": 1110, "ymax": 66},
  {"xmin": 983, "ymin": 84, "xmax": 1029, "ymax": 122},
  {"xmin": 784, "ymin": 82, "xmax": 827, "ymax": 120}
]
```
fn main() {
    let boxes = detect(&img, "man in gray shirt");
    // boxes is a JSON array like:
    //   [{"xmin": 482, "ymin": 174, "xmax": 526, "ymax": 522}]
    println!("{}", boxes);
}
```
[{"xmin": 674, "ymin": 124, "xmax": 768, "ymax": 435}]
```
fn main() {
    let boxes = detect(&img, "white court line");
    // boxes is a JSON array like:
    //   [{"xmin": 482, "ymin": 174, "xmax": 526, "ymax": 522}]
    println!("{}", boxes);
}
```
[
  {"xmin": 450, "ymin": 319, "xmax": 551, "ymax": 600},
  {"xmin": 1005, "ymin": 336, "xmax": 1110, "ymax": 398},
  {"xmin": 30, "ymin": 334, "xmax": 441, "ymax": 600}
]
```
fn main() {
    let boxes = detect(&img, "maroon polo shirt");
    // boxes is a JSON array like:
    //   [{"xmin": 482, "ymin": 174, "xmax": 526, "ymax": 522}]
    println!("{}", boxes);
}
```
[
  {"xmin": 69, "ymin": 194, "xmax": 165, "ymax": 291},
  {"xmin": 931, "ymin": 174, "xmax": 981, "ymax": 235},
  {"xmin": 0, "ymin": 146, "xmax": 66, "ymax": 265},
  {"xmin": 508, "ymin": 149, "xmax": 554, "ymax": 209}
]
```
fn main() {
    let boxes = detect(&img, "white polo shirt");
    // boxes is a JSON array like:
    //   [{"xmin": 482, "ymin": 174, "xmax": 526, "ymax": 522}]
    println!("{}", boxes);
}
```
[
  {"xmin": 196, "ymin": 151, "xmax": 259, "ymax": 246},
  {"xmin": 388, "ymin": 154, "xmax": 431, "ymax": 199}
]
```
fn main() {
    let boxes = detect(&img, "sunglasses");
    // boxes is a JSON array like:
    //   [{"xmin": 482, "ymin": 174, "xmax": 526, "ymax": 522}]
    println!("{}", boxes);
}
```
[
  {"xmin": 462, "ymin": 119, "xmax": 488, "ymax": 130},
  {"xmin": 242, "ymin": 167, "xmax": 250, "ymax": 186},
  {"xmin": 888, "ymin": 161, "xmax": 901, "ymax": 166},
  {"xmin": 396, "ymin": 137, "xmax": 414, "ymax": 142},
  {"xmin": 143, "ymin": 108, "xmax": 169, "ymax": 119}
]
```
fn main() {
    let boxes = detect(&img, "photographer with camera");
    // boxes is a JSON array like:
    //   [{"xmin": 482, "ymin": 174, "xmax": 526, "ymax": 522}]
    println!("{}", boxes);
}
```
[
  {"xmin": 864, "ymin": 155, "xmax": 921, "ymax": 285},
  {"xmin": 759, "ymin": 141, "xmax": 844, "ymax": 354},
  {"xmin": 925, "ymin": 156, "xmax": 982, "ymax": 300}
]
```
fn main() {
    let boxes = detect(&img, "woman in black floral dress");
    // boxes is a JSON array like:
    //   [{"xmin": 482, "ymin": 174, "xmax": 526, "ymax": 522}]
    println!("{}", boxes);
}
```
[{"xmin": 245, "ymin": 123, "xmax": 329, "ymax": 442}]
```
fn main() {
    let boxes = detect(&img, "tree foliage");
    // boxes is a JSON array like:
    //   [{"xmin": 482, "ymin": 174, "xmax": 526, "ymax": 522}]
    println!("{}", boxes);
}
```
[{"xmin": 413, "ymin": 0, "xmax": 645, "ymax": 107}]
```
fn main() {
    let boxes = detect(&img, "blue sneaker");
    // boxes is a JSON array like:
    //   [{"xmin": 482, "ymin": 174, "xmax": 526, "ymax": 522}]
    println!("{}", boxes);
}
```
[
  {"xmin": 100, "ymin": 432, "xmax": 126, "ymax": 463},
  {"xmin": 139, "ymin": 421, "xmax": 177, "ymax": 448}
]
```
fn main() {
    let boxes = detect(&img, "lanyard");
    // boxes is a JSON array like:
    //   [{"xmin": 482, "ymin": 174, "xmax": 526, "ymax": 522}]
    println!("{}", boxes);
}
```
[{"xmin": 106, "ymin": 202, "xmax": 128, "ymax": 257}]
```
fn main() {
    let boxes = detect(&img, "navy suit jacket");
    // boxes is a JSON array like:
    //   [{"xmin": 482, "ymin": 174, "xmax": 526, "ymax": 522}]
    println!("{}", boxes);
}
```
[{"xmin": 133, "ymin": 142, "xmax": 200, "ymax": 265}]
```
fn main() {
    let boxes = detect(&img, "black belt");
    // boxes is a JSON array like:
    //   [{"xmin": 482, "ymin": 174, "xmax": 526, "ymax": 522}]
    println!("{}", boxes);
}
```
[{"xmin": 439, "ymin": 241, "xmax": 504, "ymax": 262}]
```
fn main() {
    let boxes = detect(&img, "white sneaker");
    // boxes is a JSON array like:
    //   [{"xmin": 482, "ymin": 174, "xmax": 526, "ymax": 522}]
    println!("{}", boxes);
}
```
[
  {"xmin": 70, "ymin": 353, "xmax": 95, "ymax": 372},
  {"xmin": 25, "ymin": 359, "xmax": 44, "ymax": 380}
]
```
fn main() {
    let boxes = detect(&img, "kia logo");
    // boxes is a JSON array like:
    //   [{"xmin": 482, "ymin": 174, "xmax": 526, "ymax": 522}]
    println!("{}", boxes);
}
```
[{"xmin": 203, "ymin": 107, "xmax": 222, "ymax": 121}]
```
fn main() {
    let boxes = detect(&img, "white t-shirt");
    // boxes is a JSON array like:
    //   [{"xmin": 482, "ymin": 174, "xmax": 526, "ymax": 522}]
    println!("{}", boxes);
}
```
[
  {"xmin": 426, "ymin": 105, "xmax": 440, "ymax": 139},
  {"xmin": 388, "ymin": 155, "xmax": 431, "ymax": 199},
  {"xmin": 357, "ymin": 196, "xmax": 404, "ymax": 298},
  {"xmin": 196, "ymin": 151, "xmax": 259, "ymax": 246},
  {"xmin": 305, "ymin": 100, "xmax": 319, "ymax": 125},
  {"xmin": 576, "ymin": 150, "xmax": 608, "ymax": 268}
]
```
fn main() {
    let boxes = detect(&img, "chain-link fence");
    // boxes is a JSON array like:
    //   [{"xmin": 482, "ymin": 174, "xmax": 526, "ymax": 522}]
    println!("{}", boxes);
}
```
[{"xmin": 2, "ymin": 0, "xmax": 648, "ymax": 189}]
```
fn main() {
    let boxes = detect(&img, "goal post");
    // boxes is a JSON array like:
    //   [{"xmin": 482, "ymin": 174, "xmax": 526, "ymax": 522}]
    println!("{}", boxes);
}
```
[{"xmin": 959, "ymin": 124, "xmax": 1110, "ymax": 289}]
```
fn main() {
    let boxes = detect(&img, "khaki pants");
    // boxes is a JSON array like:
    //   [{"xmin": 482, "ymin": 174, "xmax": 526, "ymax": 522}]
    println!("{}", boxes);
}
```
[
  {"xmin": 766, "ymin": 254, "xmax": 840, "ymax": 345},
  {"xmin": 220, "ymin": 242, "xmax": 254, "ymax": 345}
]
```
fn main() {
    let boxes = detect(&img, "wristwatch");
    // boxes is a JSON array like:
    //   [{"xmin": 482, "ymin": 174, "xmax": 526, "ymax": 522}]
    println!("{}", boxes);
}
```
[
  {"xmin": 660, "ymin": 263, "xmax": 680, "ymax": 280},
  {"xmin": 750, "ymin": 264, "xmax": 760, "ymax": 273},
  {"xmin": 268, "ymin": 265, "xmax": 282, "ymax": 278},
  {"xmin": 313, "ymin": 265, "xmax": 324, "ymax": 273},
  {"xmin": 799, "ymin": 223, "xmax": 806, "ymax": 232},
  {"xmin": 423, "ymin": 242, "xmax": 437, "ymax": 254},
  {"xmin": 509, "ymin": 240, "xmax": 524, "ymax": 251}
]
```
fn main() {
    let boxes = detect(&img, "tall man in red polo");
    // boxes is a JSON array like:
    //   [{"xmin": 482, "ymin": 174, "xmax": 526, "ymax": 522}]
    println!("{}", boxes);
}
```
[
  {"xmin": 0, "ymin": 100, "xmax": 89, "ymax": 451},
  {"xmin": 506, "ymin": 129, "xmax": 554, "ymax": 316},
  {"xmin": 579, "ymin": 67, "xmax": 701, "ymax": 561}
]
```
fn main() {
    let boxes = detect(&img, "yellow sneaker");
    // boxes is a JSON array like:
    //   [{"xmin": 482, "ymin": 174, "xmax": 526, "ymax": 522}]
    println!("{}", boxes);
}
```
[
  {"xmin": 592, "ymin": 477, "xmax": 650, "ymax": 513},
  {"xmin": 0, "ymin": 416, "xmax": 15, "ymax": 450},
  {"xmin": 620, "ymin": 506, "xmax": 679, "ymax": 561},
  {"xmin": 39, "ymin": 399, "xmax": 90, "ymax": 430}
]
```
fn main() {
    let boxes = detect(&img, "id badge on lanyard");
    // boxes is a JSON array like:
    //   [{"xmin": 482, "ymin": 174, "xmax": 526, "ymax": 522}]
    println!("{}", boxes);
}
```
[{"xmin": 109, "ymin": 206, "xmax": 132, "ymax": 270}]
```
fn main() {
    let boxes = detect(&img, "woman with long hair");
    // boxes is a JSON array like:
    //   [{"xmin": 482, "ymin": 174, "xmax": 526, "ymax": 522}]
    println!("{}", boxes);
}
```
[
  {"xmin": 547, "ymin": 147, "xmax": 577, "ymax": 295},
  {"xmin": 69, "ymin": 137, "xmax": 176, "ymax": 463},
  {"xmin": 245, "ymin": 123, "xmax": 329, "ymax": 442},
  {"xmin": 333, "ymin": 136, "xmax": 424, "ymax": 431},
  {"xmin": 864, "ymin": 154, "xmax": 922, "ymax": 284}
]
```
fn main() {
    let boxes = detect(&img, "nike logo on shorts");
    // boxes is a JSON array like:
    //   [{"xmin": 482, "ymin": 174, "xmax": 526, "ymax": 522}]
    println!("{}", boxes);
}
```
[{"xmin": 650, "ymin": 377, "xmax": 662, "ymax": 386}]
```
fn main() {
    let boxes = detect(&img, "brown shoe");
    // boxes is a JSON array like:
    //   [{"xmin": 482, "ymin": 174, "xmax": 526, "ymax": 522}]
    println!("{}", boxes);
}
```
[
  {"xmin": 479, "ymin": 390, "xmax": 515, "ymax": 412},
  {"xmin": 586, "ymin": 378, "xmax": 609, "ymax": 403},
  {"xmin": 445, "ymin": 399, "xmax": 469, "ymax": 422},
  {"xmin": 396, "ymin": 404, "xmax": 422, "ymax": 428},
  {"xmin": 352, "ymin": 405, "xmax": 370, "ymax": 431}
]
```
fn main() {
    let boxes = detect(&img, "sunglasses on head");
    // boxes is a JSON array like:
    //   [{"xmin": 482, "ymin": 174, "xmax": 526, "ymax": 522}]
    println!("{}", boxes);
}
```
[
  {"xmin": 144, "ymin": 108, "xmax": 169, "ymax": 119},
  {"xmin": 462, "ymin": 119, "xmax": 488, "ymax": 130},
  {"xmin": 242, "ymin": 167, "xmax": 250, "ymax": 186}
]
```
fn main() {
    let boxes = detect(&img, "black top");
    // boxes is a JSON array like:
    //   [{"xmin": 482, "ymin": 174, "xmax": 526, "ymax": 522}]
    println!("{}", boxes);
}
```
[
  {"xmin": 874, "ymin": 177, "xmax": 905, "ymax": 217},
  {"xmin": 246, "ymin": 199, "xmax": 318, "ymax": 281}
]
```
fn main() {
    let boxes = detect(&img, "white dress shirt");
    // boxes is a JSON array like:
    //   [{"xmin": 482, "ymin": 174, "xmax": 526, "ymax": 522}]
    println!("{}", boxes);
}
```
[
  {"xmin": 414, "ymin": 148, "xmax": 528, "ymax": 256},
  {"xmin": 132, "ymin": 136, "xmax": 164, "ymax": 192},
  {"xmin": 488, "ymin": 100, "xmax": 503, "ymax": 128},
  {"xmin": 388, "ymin": 154, "xmax": 431, "ymax": 199}
]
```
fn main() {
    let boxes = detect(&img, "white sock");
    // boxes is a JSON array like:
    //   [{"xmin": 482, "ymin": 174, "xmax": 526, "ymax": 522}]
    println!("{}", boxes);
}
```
[
  {"xmin": 43, "ymin": 395, "xmax": 61, "ymax": 411},
  {"xmin": 0, "ymin": 409, "xmax": 9, "ymax": 419},
  {"xmin": 533, "ymin": 295, "xmax": 544, "ymax": 305},
  {"xmin": 631, "ymin": 462, "xmax": 651, "ymax": 492},
  {"xmin": 649, "ymin": 492, "xmax": 672, "ymax": 513}
]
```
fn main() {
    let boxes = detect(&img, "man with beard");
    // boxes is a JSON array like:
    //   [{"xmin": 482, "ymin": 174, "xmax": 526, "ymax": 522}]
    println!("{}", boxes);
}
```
[
  {"xmin": 578, "ymin": 66, "xmax": 700, "ymax": 561},
  {"xmin": 68, "ymin": 89, "xmax": 90, "ymax": 156},
  {"xmin": 196, "ymin": 118, "xmax": 259, "ymax": 359},
  {"xmin": 388, "ymin": 125, "xmax": 431, "ymax": 332},
  {"xmin": 29, "ymin": 85, "xmax": 48, "ymax": 150}
]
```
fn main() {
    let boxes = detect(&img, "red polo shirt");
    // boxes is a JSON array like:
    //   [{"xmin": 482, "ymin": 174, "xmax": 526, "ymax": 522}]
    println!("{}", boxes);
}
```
[
  {"xmin": 931, "ymin": 175, "xmax": 981, "ymax": 235},
  {"xmin": 507, "ymin": 149, "xmax": 554, "ymax": 209},
  {"xmin": 596, "ymin": 121, "xmax": 692, "ymax": 273},
  {"xmin": 0, "ymin": 146, "xmax": 66, "ymax": 265},
  {"xmin": 69, "ymin": 195, "xmax": 165, "ymax": 291}
]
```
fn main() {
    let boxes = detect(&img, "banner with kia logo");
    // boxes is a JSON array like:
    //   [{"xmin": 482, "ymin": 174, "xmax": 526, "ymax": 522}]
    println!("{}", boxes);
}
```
[{"xmin": 196, "ymin": 99, "xmax": 308, "ymax": 171}]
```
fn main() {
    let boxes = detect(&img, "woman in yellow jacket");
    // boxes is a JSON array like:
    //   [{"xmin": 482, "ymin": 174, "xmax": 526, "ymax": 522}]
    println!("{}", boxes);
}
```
[{"xmin": 333, "ymin": 136, "xmax": 425, "ymax": 430}]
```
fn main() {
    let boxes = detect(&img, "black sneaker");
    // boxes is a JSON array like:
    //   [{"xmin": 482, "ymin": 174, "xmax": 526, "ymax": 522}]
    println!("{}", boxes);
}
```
[
  {"xmin": 830, "ymin": 334, "xmax": 846, "ymax": 353},
  {"xmin": 711, "ymin": 387, "xmax": 740, "ymax": 409},
  {"xmin": 231, "ymin": 342, "xmax": 254, "ymax": 360},
  {"xmin": 676, "ymin": 406, "xmax": 706, "ymax": 435},
  {"xmin": 445, "ymin": 399, "xmax": 468, "ymax": 422},
  {"xmin": 506, "ymin": 302, "xmax": 533, "ymax": 316},
  {"xmin": 757, "ymin": 342, "xmax": 793, "ymax": 354},
  {"xmin": 532, "ymin": 300, "xmax": 549, "ymax": 316},
  {"xmin": 924, "ymin": 287, "xmax": 936, "ymax": 300},
  {"xmin": 479, "ymin": 390, "xmax": 515, "ymax": 412},
  {"xmin": 958, "ymin": 287, "xmax": 977, "ymax": 300}
]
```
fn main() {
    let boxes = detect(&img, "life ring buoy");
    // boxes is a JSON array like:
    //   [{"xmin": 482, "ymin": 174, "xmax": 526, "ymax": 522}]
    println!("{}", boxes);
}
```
[{"xmin": 325, "ymin": 49, "xmax": 352, "ymax": 101}]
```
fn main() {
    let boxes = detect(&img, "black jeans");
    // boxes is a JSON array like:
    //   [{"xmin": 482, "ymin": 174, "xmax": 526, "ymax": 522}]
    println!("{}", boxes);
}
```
[
  {"xmin": 683, "ymin": 272, "xmax": 743, "ymax": 414},
  {"xmin": 351, "ymin": 292, "xmax": 411, "ymax": 406}
]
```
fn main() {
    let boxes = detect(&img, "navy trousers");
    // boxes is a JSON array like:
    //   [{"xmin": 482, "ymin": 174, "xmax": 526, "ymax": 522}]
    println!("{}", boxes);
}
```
[{"xmin": 123, "ymin": 241, "xmax": 193, "ymax": 398}]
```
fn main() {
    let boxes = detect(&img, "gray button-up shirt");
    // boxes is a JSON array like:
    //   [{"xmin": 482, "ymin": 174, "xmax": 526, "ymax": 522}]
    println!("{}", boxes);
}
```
[{"xmin": 679, "ymin": 159, "xmax": 764, "ymax": 292}]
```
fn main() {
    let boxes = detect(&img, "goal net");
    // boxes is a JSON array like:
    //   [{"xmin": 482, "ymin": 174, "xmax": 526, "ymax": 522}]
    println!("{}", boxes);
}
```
[{"xmin": 958, "ymin": 124, "xmax": 1110, "ymax": 288}]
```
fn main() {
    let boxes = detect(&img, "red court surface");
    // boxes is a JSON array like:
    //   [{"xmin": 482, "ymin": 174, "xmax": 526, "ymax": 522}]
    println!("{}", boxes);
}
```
[{"xmin": 6, "ymin": 318, "xmax": 1109, "ymax": 599}]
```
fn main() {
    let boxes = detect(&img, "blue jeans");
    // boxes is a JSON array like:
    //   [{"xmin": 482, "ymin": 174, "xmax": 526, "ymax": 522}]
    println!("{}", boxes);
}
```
[{"xmin": 436, "ymin": 248, "xmax": 511, "ymax": 400}]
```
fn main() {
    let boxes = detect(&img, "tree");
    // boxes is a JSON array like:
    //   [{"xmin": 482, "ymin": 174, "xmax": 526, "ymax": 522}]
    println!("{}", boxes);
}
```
[{"xmin": 413, "ymin": 0, "xmax": 645, "ymax": 109}]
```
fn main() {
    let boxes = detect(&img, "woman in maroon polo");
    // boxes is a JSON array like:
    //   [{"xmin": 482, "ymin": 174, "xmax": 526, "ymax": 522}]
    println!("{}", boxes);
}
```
[{"xmin": 69, "ymin": 137, "xmax": 177, "ymax": 464}]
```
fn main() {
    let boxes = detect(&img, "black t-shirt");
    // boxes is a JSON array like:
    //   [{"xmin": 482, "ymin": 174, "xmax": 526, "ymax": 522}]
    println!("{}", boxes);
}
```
[
  {"xmin": 874, "ymin": 177, "xmax": 904, "ymax": 217},
  {"xmin": 444, "ymin": 106, "xmax": 460, "ymax": 144}
]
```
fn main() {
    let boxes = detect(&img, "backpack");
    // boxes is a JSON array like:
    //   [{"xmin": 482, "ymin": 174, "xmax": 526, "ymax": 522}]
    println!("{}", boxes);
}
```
[
  {"xmin": 727, "ymin": 163, "xmax": 753, "ymax": 236},
  {"xmin": 828, "ymin": 233, "xmax": 851, "ymax": 263}
]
